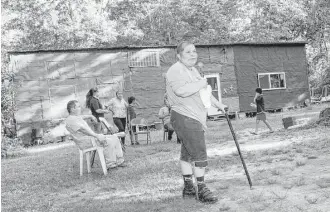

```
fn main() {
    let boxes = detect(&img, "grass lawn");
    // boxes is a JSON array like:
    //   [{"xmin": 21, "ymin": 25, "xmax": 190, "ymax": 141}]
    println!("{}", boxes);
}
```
[{"xmin": 2, "ymin": 104, "xmax": 330, "ymax": 212}]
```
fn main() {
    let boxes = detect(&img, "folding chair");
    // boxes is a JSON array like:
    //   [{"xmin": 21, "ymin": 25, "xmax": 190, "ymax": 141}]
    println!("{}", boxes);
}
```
[
  {"xmin": 162, "ymin": 120, "xmax": 169, "ymax": 142},
  {"xmin": 130, "ymin": 118, "xmax": 151, "ymax": 144}
]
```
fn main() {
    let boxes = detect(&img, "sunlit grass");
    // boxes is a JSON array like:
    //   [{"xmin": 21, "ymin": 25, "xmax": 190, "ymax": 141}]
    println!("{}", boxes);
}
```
[{"xmin": 2, "ymin": 104, "xmax": 330, "ymax": 212}]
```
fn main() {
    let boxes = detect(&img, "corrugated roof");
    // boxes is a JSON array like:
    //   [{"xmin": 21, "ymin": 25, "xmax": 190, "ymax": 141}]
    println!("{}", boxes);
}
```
[{"xmin": 8, "ymin": 41, "xmax": 307, "ymax": 54}]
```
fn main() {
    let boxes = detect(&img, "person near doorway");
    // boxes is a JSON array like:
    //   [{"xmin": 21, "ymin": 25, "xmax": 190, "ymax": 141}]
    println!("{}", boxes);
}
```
[{"xmin": 166, "ymin": 41, "xmax": 228, "ymax": 204}]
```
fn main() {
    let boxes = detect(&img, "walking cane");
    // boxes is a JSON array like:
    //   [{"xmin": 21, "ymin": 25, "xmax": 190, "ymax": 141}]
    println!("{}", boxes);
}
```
[{"xmin": 224, "ymin": 111, "xmax": 253, "ymax": 189}]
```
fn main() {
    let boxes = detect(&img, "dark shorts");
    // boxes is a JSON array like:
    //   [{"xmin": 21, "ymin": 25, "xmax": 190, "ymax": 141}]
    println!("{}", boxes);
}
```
[
  {"xmin": 170, "ymin": 110, "xmax": 207, "ymax": 167},
  {"xmin": 164, "ymin": 123, "xmax": 174, "ymax": 132},
  {"xmin": 256, "ymin": 112, "xmax": 266, "ymax": 121}
]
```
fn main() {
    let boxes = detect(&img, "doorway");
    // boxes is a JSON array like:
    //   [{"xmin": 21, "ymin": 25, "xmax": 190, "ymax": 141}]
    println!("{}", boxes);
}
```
[{"xmin": 204, "ymin": 74, "xmax": 222, "ymax": 116}]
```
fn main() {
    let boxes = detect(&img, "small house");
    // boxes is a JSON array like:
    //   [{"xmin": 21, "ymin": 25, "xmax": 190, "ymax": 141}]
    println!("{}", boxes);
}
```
[{"xmin": 8, "ymin": 42, "xmax": 310, "ymax": 141}]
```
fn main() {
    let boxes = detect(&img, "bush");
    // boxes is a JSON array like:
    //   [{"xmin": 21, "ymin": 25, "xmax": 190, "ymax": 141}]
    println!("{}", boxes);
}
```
[
  {"xmin": 1, "ymin": 137, "xmax": 23, "ymax": 158},
  {"xmin": 317, "ymin": 108, "xmax": 330, "ymax": 126}
]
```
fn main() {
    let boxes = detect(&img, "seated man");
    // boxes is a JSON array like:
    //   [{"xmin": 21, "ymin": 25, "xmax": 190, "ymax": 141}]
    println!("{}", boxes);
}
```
[
  {"xmin": 158, "ymin": 94, "xmax": 181, "ymax": 144},
  {"xmin": 65, "ymin": 100, "xmax": 126, "ymax": 169}
]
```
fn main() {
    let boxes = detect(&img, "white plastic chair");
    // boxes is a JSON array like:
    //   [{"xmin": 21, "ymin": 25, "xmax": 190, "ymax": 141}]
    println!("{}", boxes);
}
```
[{"xmin": 72, "ymin": 137, "xmax": 108, "ymax": 176}]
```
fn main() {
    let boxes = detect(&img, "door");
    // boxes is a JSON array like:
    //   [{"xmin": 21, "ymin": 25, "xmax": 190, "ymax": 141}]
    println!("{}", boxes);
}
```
[{"xmin": 204, "ymin": 74, "xmax": 222, "ymax": 116}]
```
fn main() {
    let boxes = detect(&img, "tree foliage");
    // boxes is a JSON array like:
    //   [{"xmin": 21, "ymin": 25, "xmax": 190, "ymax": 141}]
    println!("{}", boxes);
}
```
[{"xmin": 2, "ymin": 0, "xmax": 330, "ymax": 50}]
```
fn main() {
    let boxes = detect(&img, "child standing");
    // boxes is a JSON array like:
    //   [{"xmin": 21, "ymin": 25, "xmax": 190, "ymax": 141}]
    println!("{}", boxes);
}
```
[
  {"xmin": 127, "ymin": 96, "xmax": 139, "ymax": 145},
  {"xmin": 250, "ymin": 88, "xmax": 274, "ymax": 134}
]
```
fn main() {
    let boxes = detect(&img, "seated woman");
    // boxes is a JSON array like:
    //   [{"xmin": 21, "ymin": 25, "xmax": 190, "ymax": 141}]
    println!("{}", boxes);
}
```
[{"xmin": 85, "ymin": 87, "xmax": 117, "ymax": 134}]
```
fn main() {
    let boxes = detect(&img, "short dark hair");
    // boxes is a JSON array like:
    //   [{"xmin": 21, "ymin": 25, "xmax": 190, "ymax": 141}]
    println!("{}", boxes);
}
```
[
  {"xmin": 255, "ymin": 87, "xmax": 263, "ymax": 94},
  {"xmin": 128, "ymin": 96, "xmax": 135, "ymax": 104},
  {"xmin": 177, "ymin": 41, "xmax": 193, "ymax": 55},
  {"xmin": 67, "ymin": 100, "xmax": 78, "ymax": 113}
]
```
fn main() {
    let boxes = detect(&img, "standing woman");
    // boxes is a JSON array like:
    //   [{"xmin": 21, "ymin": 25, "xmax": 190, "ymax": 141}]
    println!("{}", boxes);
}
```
[
  {"xmin": 107, "ymin": 91, "xmax": 128, "ymax": 145},
  {"xmin": 85, "ymin": 87, "xmax": 110, "ymax": 133},
  {"xmin": 166, "ymin": 41, "xmax": 228, "ymax": 204}
]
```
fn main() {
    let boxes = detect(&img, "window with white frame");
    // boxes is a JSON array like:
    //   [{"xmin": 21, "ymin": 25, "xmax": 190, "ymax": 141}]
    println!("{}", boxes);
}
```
[
  {"xmin": 128, "ymin": 50, "xmax": 160, "ymax": 67},
  {"xmin": 258, "ymin": 72, "xmax": 286, "ymax": 90}
]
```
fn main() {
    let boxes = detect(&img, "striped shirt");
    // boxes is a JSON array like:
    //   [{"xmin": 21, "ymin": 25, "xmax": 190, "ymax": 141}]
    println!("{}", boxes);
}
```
[{"xmin": 166, "ymin": 62, "xmax": 207, "ymax": 130}]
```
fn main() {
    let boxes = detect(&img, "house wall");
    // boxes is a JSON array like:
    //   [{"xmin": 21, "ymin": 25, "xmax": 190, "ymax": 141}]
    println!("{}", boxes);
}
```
[
  {"xmin": 123, "ymin": 46, "xmax": 240, "ymax": 123},
  {"xmin": 10, "ymin": 51, "xmax": 127, "ymax": 142},
  {"xmin": 11, "ymin": 44, "xmax": 308, "ymax": 142},
  {"xmin": 10, "ymin": 45, "xmax": 242, "ymax": 131},
  {"xmin": 201, "ymin": 46, "xmax": 240, "ymax": 112},
  {"xmin": 123, "ymin": 48, "xmax": 174, "ymax": 123},
  {"xmin": 233, "ymin": 45, "xmax": 310, "ymax": 112}
]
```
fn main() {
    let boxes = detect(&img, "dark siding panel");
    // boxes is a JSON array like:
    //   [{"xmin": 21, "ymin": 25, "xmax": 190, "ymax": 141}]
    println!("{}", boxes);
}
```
[
  {"xmin": 239, "ymin": 88, "xmax": 310, "ymax": 112},
  {"xmin": 234, "ymin": 45, "xmax": 309, "ymax": 112},
  {"xmin": 124, "ymin": 67, "xmax": 165, "ymax": 123},
  {"xmin": 220, "ymin": 80, "xmax": 238, "ymax": 98},
  {"xmin": 208, "ymin": 46, "xmax": 234, "ymax": 65},
  {"xmin": 197, "ymin": 48, "xmax": 210, "ymax": 63}
]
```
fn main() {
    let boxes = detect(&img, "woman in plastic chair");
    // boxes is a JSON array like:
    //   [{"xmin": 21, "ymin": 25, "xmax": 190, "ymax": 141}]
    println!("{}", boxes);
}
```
[{"xmin": 86, "ymin": 87, "xmax": 116, "ymax": 134}]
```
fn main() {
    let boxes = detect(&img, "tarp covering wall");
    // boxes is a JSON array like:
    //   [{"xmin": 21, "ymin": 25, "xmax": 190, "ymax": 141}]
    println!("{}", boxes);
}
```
[
  {"xmin": 123, "ymin": 46, "xmax": 240, "ymax": 122},
  {"xmin": 10, "ymin": 51, "xmax": 126, "ymax": 141},
  {"xmin": 123, "ymin": 48, "xmax": 173, "ymax": 123},
  {"xmin": 233, "ymin": 45, "xmax": 309, "ymax": 112},
  {"xmin": 199, "ymin": 46, "xmax": 240, "ymax": 112},
  {"xmin": 10, "ymin": 43, "xmax": 310, "ymax": 142}
]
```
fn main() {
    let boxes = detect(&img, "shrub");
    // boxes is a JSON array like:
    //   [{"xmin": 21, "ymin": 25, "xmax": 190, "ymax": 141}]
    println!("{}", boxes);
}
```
[{"xmin": 1, "ymin": 137, "xmax": 23, "ymax": 158}]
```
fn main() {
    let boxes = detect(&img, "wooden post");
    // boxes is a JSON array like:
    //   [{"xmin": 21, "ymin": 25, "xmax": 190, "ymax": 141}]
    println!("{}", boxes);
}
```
[{"xmin": 40, "ymin": 96, "xmax": 44, "ymax": 120}]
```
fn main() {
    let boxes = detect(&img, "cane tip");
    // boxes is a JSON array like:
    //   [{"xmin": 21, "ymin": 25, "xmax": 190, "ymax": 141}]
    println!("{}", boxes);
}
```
[{"xmin": 249, "ymin": 186, "xmax": 253, "ymax": 190}]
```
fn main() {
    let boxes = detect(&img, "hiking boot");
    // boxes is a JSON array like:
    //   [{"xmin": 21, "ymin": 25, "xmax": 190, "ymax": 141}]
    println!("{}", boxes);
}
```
[
  {"xmin": 197, "ymin": 185, "xmax": 218, "ymax": 203},
  {"xmin": 182, "ymin": 186, "xmax": 196, "ymax": 199}
]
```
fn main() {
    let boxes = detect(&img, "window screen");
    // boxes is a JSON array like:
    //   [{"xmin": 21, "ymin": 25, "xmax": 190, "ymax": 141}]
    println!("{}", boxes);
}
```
[
  {"xmin": 258, "ymin": 72, "xmax": 286, "ymax": 90},
  {"xmin": 128, "ymin": 50, "xmax": 160, "ymax": 67}
]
